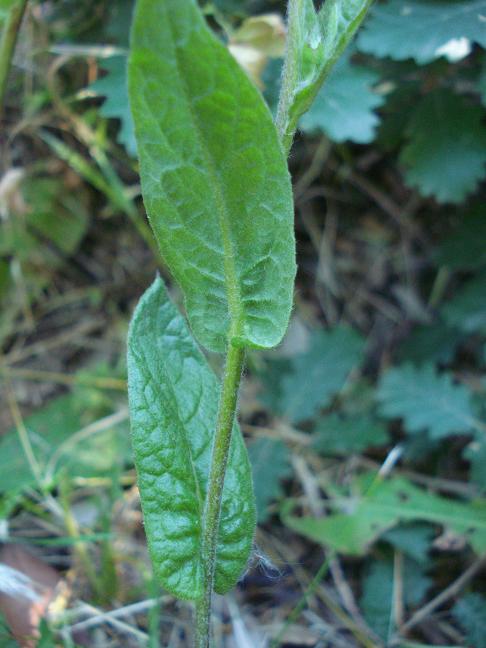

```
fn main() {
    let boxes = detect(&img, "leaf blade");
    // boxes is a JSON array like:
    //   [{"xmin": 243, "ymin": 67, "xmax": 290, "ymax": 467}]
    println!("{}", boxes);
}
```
[
  {"xmin": 400, "ymin": 90, "xmax": 486, "ymax": 204},
  {"xmin": 284, "ymin": 472, "xmax": 486, "ymax": 555},
  {"xmin": 357, "ymin": 0, "xmax": 486, "ymax": 64},
  {"xmin": 278, "ymin": 0, "xmax": 374, "ymax": 149},
  {"xmin": 377, "ymin": 363, "xmax": 477, "ymax": 440},
  {"xmin": 128, "ymin": 0, "xmax": 295, "ymax": 353},
  {"xmin": 300, "ymin": 54, "xmax": 384, "ymax": 144},
  {"xmin": 90, "ymin": 55, "xmax": 137, "ymax": 157},
  {"xmin": 127, "ymin": 277, "xmax": 256, "ymax": 600}
]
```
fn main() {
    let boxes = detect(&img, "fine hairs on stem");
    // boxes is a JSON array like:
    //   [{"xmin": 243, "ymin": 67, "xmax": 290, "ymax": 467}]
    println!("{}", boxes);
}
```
[{"xmin": 195, "ymin": 345, "xmax": 245, "ymax": 647}]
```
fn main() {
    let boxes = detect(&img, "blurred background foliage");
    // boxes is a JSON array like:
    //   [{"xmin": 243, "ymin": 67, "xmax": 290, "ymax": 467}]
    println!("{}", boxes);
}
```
[{"xmin": 0, "ymin": 0, "xmax": 486, "ymax": 646}]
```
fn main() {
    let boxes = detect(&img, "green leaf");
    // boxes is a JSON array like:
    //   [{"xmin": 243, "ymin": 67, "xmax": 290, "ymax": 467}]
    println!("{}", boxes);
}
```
[
  {"xmin": 105, "ymin": 0, "xmax": 134, "ymax": 46},
  {"xmin": 0, "ymin": 390, "xmax": 130, "ymax": 495},
  {"xmin": 313, "ymin": 413, "xmax": 389, "ymax": 455},
  {"xmin": 0, "ymin": 612, "xmax": 19, "ymax": 648},
  {"xmin": 248, "ymin": 437, "xmax": 292, "ymax": 523},
  {"xmin": 127, "ymin": 277, "xmax": 256, "ymax": 600},
  {"xmin": 436, "ymin": 206, "xmax": 486, "ymax": 271},
  {"xmin": 452, "ymin": 594, "xmax": 486, "ymax": 648},
  {"xmin": 397, "ymin": 322, "xmax": 462, "ymax": 365},
  {"xmin": 0, "ymin": 0, "xmax": 19, "ymax": 9},
  {"xmin": 464, "ymin": 436, "xmax": 486, "ymax": 491},
  {"xmin": 262, "ymin": 58, "xmax": 283, "ymax": 114},
  {"xmin": 357, "ymin": 0, "xmax": 486, "ymax": 64},
  {"xmin": 90, "ymin": 55, "xmax": 137, "ymax": 156},
  {"xmin": 360, "ymin": 558, "xmax": 431, "ymax": 640},
  {"xmin": 480, "ymin": 59, "xmax": 486, "ymax": 107},
  {"xmin": 36, "ymin": 620, "xmax": 56, "ymax": 648},
  {"xmin": 283, "ymin": 472, "xmax": 486, "ymax": 555},
  {"xmin": 128, "ymin": 0, "xmax": 295, "ymax": 353},
  {"xmin": 377, "ymin": 363, "xmax": 477, "ymax": 439},
  {"xmin": 262, "ymin": 326, "xmax": 365, "ymax": 424},
  {"xmin": 400, "ymin": 90, "xmax": 486, "ymax": 204},
  {"xmin": 443, "ymin": 271, "xmax": 486, "ymax": 334},
  {"xmin": 278, "ymin": 0, "xmax": 373, "ymax": 149},
  {"xmin": 383, "ymin": 524, "xmax": 435, "ymax": 564},
  {"xmin": 0, "ymin": 177, "xmax": 88, "ymax": 263},
  {"xmin": 300, "ymin": 54, "xmax": 384, "ymax": 143}
]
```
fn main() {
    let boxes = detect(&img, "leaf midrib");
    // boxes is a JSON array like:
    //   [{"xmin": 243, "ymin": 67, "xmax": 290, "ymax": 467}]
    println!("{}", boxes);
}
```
[
  {"xmin": 164, "ymin": 5, "xmax": 243, "ymax": 344},
  {"xmin": 133, "ymin": 303, "xmax": 205, "ymax": 551}
]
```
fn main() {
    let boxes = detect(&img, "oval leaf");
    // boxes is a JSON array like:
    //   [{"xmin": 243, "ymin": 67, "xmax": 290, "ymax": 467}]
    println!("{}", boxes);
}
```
[
  {"xmin": 127, "ymin": 277, "xmax": 256, "ymax": 600},
  {"xmin": 129, "ymin": 0, "xmax": 295, "ymax": 353},
  {"xmin": 278, "ymin": 0, "xmax": 373, "ymax": 152}
]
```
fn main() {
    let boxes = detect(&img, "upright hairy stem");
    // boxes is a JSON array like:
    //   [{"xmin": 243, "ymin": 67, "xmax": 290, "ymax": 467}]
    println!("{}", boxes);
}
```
[
  {"xmin": 275, "ymin": 0, "xmax": 301, "ymax": 156},
  {"xmin": 0, "ymin": 0, "xmax": 28, "ymax": 115},
  {"xmin": 195, "ymin": 343, "xmax": 246, "ymax": 648}
]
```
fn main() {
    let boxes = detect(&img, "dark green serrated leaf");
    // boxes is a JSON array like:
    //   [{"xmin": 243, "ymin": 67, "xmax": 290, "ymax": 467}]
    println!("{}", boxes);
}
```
[
  {"xmin": 436, "ymin": 206, "xmax": 486, "ymax": 271},
  {"xmin": 278, "ymin": 0, "xmax": 373, "ymax": 150},
  {"xmin": 248, "ymin": 437, "xmax": 292, "ymax": 523},
  {"xmin": 383, "ymin": 524, "xmax": 435, "ymax": 564},
  {"xmin": 129, "ymin": 0, "xmax": 295, "ymax": 353},
  {"xmin": 300, "ymin": 54, "xmax": 384, "ymax": 143},
  {"xmin": 480, "ymin": 59, "xmax": 486, "ymax": 107},
  {"xmin": 453, "ymin": 594, "xmax": 486, "ymax": 648},
  {"xmin": 360, "ymin": 557, "xmax": 431, "ymax": 640},
  {"xmin": 464, "ymin": 436, "xmax": 486, "ymax": 491},
  {"xmin": 313, "ymin": 413, "xmax": 388, "ymax": 455},
  {"xmin": 377, "ymin": 363, "xmax": 477, "ymax": 439},
  {"xmin": 357, "ymin": 0, "xmax": 486, "ymax": 64},
  {"xmin": 105, "ymin": 0, "xmax": 134, "ymax": 46},
  {"xmin": 443, "ymin": 271, "xmax": 486, "ymax": 334},
  {"xmin": 262, "ymin": 326, "xmax": 365, "ymax": 424},
  {"xmin": 262, "ymin": 57, "xmax": 283, "ymax": 115},
  {"xmin": 90, "ymin": 55, "xmax": 137, "ymax": 156},
  {"xmin": 127, "ymin": 277, "xmax": 256, "ymax": 600},
  {"xmin": 283, "ymin": 472, "xmax": 486, "ymax": 555},
  {"xmin": 397, "ymin": 322, "xmax": 462, "ymax": 365},
  {"xmin": 400, "ymin": 90, "xmax": 486, "ymax": 204}
]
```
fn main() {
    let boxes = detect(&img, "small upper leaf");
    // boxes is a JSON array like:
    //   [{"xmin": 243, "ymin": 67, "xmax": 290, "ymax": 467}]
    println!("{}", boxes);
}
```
[
  {"xmin": 357, "ymin": 0, "xmax": 486, "ymax": 64},
  {"xmin": 127, "ymin": 277, "xmax": 256, "ymax": 600},
  {"xmin": 129, "ymin": 0, "xmax": 295, "ymax": 353},
  {"xmin": 377, "ymin": 363, "xmax": 477, "ymax": 439},
  {"xmin": 400, "ymin": 90, "xmax": 486, "ymax": 203},
  {"xmin": 277, "ymin": 0, "xmax": 373, "ymax": 151}
]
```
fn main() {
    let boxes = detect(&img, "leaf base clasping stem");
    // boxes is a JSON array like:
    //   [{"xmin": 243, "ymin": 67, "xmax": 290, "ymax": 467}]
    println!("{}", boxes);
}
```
[{"xmin": 195, "ymin": 343, "xmax": 245, "ymax": 648}]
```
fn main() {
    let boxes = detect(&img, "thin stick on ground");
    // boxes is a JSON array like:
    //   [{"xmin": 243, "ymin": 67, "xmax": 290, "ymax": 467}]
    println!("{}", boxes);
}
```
[{"xmin": 396, "ymin": 553, "xmax": 486, "ymax": 640}]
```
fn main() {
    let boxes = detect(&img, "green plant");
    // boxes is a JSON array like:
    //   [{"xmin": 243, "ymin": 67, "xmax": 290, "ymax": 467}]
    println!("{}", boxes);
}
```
[
  {"xmin": 126, "ymin": 0, "xmax": 372, "ymax": 645},
  {"xmin": 0, "ymin": 0, "xmax": 28, "ymax": 113}
]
